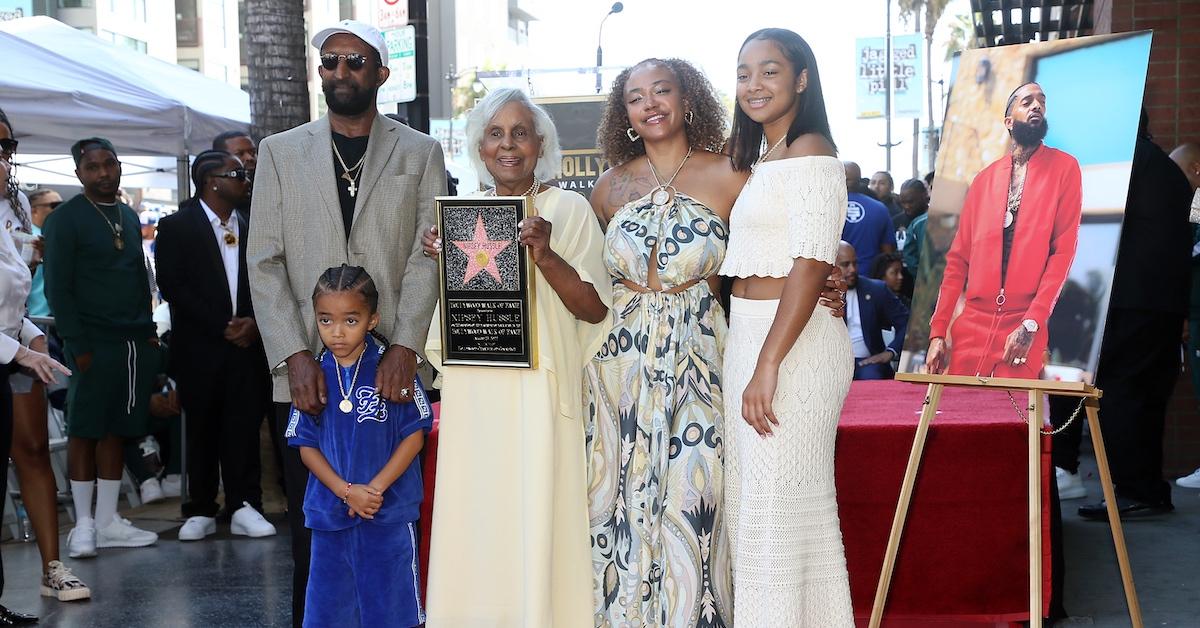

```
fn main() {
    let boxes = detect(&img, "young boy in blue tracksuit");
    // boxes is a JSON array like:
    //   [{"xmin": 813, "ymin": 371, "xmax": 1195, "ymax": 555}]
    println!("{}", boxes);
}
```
[{"xmin": 285, "ymin": 265, "xmax": 432, "ymax": 628}]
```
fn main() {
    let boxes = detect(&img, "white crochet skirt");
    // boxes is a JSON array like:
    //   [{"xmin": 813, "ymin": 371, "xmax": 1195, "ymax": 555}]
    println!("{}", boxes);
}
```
[{"xmin": 723, "ymin": 296, "xmax": 855, "ymax": 627}]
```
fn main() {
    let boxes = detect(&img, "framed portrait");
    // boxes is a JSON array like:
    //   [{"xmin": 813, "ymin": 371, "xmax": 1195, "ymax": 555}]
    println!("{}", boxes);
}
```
[{"xmin": 900, "ymin": 32, "xmax": 1153, "ymax": 383}]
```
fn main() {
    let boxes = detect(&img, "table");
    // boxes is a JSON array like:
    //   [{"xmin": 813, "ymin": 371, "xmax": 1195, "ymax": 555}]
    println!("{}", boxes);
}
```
[
  {"xmin": 840, "ymin": 380, "xmax": 1051, "ymax": 626},
  {"xmin": 418, "ymin": 380, "xmax": 1051, "ymax": 626}
]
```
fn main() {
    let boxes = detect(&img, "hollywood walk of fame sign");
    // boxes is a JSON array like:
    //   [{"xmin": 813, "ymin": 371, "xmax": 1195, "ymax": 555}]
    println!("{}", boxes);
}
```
[{"xmin": 435, "ymin": 196, "xmax": 537, "ymax": 368}]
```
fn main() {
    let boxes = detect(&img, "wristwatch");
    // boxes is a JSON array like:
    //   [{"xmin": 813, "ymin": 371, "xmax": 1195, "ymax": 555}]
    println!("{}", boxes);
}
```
[{"xmin": 1021, "ymin": 319, "xmax": 1039, "ymax": 333}]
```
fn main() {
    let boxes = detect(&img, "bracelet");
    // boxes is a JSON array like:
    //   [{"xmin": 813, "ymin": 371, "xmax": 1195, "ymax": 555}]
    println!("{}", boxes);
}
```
[{"xmin": 342, "ymin": 482, "xmax": 352, "ymax": 504}]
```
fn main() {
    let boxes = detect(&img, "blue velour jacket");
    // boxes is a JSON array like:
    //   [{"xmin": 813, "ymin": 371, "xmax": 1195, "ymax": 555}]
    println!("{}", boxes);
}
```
[{"xmin": 286, "ymin": 335, "xmax": 432, "ymax": 531}]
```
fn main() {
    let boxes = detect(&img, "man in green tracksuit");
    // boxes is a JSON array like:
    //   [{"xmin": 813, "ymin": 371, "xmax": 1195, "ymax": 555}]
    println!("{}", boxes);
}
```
[{"xmin": 43, "ymin": 138, "xmax": 160, "ymax": 559}]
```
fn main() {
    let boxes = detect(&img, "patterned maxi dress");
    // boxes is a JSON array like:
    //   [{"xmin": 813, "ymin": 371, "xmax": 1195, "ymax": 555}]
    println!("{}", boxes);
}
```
[{"xmin": 585, "ymin": 192, "xmax": 732, "ymax": 627}]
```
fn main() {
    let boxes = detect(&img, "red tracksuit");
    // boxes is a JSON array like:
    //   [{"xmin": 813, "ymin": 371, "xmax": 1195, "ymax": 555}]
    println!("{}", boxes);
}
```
[{"xmin": 930, "ymin": 145, "xmax": 1083, "ymax": 377}]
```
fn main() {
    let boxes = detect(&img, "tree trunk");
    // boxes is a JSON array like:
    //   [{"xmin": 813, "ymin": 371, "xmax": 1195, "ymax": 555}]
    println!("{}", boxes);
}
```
[{"xmin": 244, "ymin": 0, "xmax": 309, "ymax": 140}]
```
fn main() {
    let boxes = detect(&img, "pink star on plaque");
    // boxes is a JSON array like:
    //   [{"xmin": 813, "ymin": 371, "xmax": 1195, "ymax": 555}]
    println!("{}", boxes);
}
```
[{"xmin": 452, "ymin": 213, "xmax": 513, "ymax": 284}]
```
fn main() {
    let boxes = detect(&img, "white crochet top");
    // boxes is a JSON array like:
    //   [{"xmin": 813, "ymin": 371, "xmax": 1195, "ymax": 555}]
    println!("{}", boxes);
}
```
[{"xmin": 719, "ymin": 155, "xmax": 847, "ymax": 278}]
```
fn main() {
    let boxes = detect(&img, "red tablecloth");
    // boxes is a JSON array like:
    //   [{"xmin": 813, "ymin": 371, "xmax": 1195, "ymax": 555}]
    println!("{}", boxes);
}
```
[
  {"xmin": 840, "ymin": 380, "xmax": 1051, "ymax": 625},
  {"xmin": 419, "ymin": 380, "xmax": 1050, "ymax": 625}
]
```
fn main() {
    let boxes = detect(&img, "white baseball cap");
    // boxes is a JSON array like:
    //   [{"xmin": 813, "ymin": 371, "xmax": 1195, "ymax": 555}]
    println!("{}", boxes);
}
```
[{"xmin": 311, "ymin": 19, "xmax": 388, "ymax": 65}]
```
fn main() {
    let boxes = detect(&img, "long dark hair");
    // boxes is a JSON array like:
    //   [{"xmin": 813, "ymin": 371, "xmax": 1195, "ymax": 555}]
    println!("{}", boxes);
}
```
[{"xmin": 729, "ymin": 29, "xmax": 837, "ymax": 172}]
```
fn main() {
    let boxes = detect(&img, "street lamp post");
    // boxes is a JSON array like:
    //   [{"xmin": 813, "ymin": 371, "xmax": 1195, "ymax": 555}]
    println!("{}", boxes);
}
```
[{"xmin": 595, "ymin": 2, "xmax": 624, "ymax": 94}]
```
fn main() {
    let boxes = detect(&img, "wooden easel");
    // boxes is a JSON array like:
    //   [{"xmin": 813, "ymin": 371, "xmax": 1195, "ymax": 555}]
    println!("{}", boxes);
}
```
[{"xmin": 867, "ymin": 373, "xmax": 1143, "ymax": 628}]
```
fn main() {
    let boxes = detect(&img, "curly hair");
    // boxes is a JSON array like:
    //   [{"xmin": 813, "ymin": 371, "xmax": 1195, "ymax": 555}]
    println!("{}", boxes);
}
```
[
  {"xmin": 870, "ymin": 251, "xmax": 903, "ymax": 281},
  {"xmin": 597, "ymin": 58, "xmax": 727, "ymax": 167}
]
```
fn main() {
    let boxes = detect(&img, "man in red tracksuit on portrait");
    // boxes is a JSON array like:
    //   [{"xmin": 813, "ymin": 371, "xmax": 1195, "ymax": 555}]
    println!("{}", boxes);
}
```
[{"xmin": 925, "ymin": 82, "xmax": 1082, "ymax": 378}]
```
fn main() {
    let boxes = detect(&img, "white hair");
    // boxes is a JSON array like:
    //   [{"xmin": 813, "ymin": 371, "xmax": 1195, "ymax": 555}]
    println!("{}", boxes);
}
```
[{"xmin": 465, "ymin": 88, "xmax": 562, "ymax": 187}]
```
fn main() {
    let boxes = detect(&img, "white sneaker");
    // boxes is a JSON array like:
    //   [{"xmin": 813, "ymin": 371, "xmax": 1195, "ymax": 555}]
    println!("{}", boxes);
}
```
[
  {"xmin": 160, "ymin": 474, "xmax": 182, "ymax": 497},
  {"xmin": 96, "ymin": 516, "xmax": 158, "ymax": 548},
  {"xmin": 66, "ymin": 519, "xmax": 97, "ymax": 559},
  {"xmin": 177, "ymin": 516, "xmax": 216, "ymax": 541},
  {"xmin": 1176, "ymin": 467, "xmax": 1200, "ymax": 489},
  {"xmin": 140, "ymin": 477, "xmax": 165, "ymax": 504},
  {"xmin": 1057, "ymin": 467, "xmax": 1088, "ymax": 500},
  {"xmin": 230, "ymin": 502, "xmax": 277, "ymax": 538}
]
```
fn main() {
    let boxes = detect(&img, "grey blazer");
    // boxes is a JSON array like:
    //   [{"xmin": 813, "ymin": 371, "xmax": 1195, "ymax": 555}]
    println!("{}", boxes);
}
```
[{"xmin": 247, "ymin": 114, "xmax": 446, "ymax": 401}]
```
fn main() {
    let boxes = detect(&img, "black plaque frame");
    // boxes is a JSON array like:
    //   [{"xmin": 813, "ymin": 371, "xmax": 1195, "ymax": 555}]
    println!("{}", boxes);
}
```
[{"xmin": 436, "ymin": 196, "xmax": 537, "ymax": 368}]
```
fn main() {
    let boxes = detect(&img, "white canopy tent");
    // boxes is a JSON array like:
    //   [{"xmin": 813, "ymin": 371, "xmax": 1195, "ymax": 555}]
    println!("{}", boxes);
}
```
[{"xmin": 0, "ymin": 16, "xmax": 251, "ymax": 197}]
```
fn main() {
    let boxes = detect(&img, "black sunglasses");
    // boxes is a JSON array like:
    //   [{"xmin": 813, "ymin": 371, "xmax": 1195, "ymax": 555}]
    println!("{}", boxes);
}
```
[
  {"xmin": 0, "ymin": 138, "xmax": 16, "ymax": 155},
  {"xmin": 320, "ymin": 53, "xmax": 369, "ymax": 71},
  {"xmin": 33, "ymin": 200, "xmax": 62, "ymax": 210},
  {"xmin": 211, "ymin": 168, "xmax": 247, "ymax": 181}
]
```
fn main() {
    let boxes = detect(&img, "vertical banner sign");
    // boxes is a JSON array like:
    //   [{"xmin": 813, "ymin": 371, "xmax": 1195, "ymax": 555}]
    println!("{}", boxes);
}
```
[
  {"xmin": 892, "ymin": 33, "xmax": 924, "ymax": 119},
  {"xmin": 534, "ymin": 95, "xmax": 608, "ymax": 200},
  {"xmin": 856, "ymin": 34, "xmax": 924, "ymax": 120},
  {"xmin": 377, "ymin": 25, "xmax": 417, "ymax": 105},
  {"xmin": 856, "ymin": 37, "xmax": 887, "ymax": 119}
]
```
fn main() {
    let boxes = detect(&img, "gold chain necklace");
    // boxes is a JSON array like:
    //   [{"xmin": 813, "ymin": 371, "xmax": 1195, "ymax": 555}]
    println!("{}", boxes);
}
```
[
  {"xmin": 85, "ymin": 197, "xmax": 125, "ymax": 251},
  {"xmin": 332, "ymin": 140, "xmax": 367, "ymax": 198},
  {"xmin": 646, "ymin": 147, "xmax": 693, "ymax": 207},
  {"xmin": 335, "ymin": 345, "xmax": 367, "ymax": 414},
  {"xmin": 750, "ymin": 134, "xmax": 788, "ymax": 178}
]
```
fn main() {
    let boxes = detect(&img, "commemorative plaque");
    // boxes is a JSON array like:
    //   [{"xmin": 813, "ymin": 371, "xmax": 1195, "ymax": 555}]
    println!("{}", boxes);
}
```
[{"xmin": 436, "ymin": 196, "xmax": 537, "ymax": 368}]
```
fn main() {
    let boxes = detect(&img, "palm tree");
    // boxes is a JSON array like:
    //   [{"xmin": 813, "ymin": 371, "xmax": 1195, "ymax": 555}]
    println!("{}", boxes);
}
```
[
  {"xmin": 244, "ymin": 0, "xmax": 309, "ymax": 140},
  {"xmin": 946, "ymin": 13, "xmax": 975, "ymax": 61},
  {"xmin": 898, "ymin": 0, "xmax": 954, "ymax": 171}
]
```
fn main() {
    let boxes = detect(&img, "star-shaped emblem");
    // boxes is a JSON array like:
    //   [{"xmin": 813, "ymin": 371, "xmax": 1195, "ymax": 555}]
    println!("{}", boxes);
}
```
[{"xmin": 452, "ymin": 213, "xmax": 513, "ymax": 284}]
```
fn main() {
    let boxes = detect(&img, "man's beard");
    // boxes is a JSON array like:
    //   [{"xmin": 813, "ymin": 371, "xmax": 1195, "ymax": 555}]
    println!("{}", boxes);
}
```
[
  {"xmin": 322, "ymin": 79, "xmax": 376, "ymax": 116},
  {"xmin": 1010, "ymin": 118, "xmax": 1048, "ymax": 147}
]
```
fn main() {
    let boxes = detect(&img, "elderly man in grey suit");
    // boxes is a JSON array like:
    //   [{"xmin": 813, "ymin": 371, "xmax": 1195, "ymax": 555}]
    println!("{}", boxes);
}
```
[{"xmin": 247, "ymin": 19, "xmax": 445, "ymax": 628}]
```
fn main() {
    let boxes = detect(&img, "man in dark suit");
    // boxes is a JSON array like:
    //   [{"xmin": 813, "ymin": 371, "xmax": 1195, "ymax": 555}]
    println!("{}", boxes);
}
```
[
  {"xmin": 1077, "ymin": 115, "xmax": 1193, "ymax": 519},
  {"xmin": 155, "ymin": 150, "xmax": 276, "ymax": 540},
  {"xmin": 836, "ymin": 241, "xmax": 910, "ymax": 380}
]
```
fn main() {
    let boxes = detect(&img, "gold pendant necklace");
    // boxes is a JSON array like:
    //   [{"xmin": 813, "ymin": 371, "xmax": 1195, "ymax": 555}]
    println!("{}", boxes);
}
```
[
  {"xmin": 335, "ymin": 346, "xmax": 367, "ymax": 414},
  {"xmin": 220, "ymin": 219, "xmax": 237, "ymax": 246},
  {"xmin": 332, "ymin": 140, "xmax": 367, "ymax": 198},
  {"xmin": 646, "ymin": 147, "xmax": 693, "ymax": 207},
  {"xmin": 86, "ymin": 197, "xmax": 125, "ymax": 251}
]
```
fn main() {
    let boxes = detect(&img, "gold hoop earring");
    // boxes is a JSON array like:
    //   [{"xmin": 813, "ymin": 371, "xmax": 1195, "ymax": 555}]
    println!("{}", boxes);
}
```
[
  {"xmin": 626, "ymin": 127, "xmax": 640, "ymax": 142},
  {"xmin": 684, "ymin": 111, "xmax": 694, "ymax": 125}
]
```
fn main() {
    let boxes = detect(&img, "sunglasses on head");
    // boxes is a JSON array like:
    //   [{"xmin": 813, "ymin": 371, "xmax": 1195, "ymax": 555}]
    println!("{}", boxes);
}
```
[
  {"xmin": 212, "ymin": 168, "xmax": 247, "ymax": 181},
  {"xmin": 320, "ymin": 53, "xmax": 369, "ymax": 71},
  {"xmin": 0, "ymin": 138, "xmax": 17, "ymax": 155}
]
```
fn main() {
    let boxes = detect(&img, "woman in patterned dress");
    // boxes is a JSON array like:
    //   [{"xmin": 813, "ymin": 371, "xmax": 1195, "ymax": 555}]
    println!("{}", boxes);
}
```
[
  {"xmin": 719, "ymin": 28, "xmax": 856, "ymax": 627},
  {"xmin": 584, "ymin": 58, "xmax": 744, "ymax": 628}
]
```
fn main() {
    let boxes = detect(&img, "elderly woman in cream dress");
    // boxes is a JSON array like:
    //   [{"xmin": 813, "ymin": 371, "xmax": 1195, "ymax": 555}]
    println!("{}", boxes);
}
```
[{"xmin": 423, "ymin": 88, "xmax": 613, "ymax": 627}]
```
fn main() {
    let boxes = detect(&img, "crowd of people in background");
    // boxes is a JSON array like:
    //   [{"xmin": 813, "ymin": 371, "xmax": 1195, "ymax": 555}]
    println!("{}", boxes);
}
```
[{"xmin": 0, "ymin": 107, "xmax": 279, "ymax": 624}]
